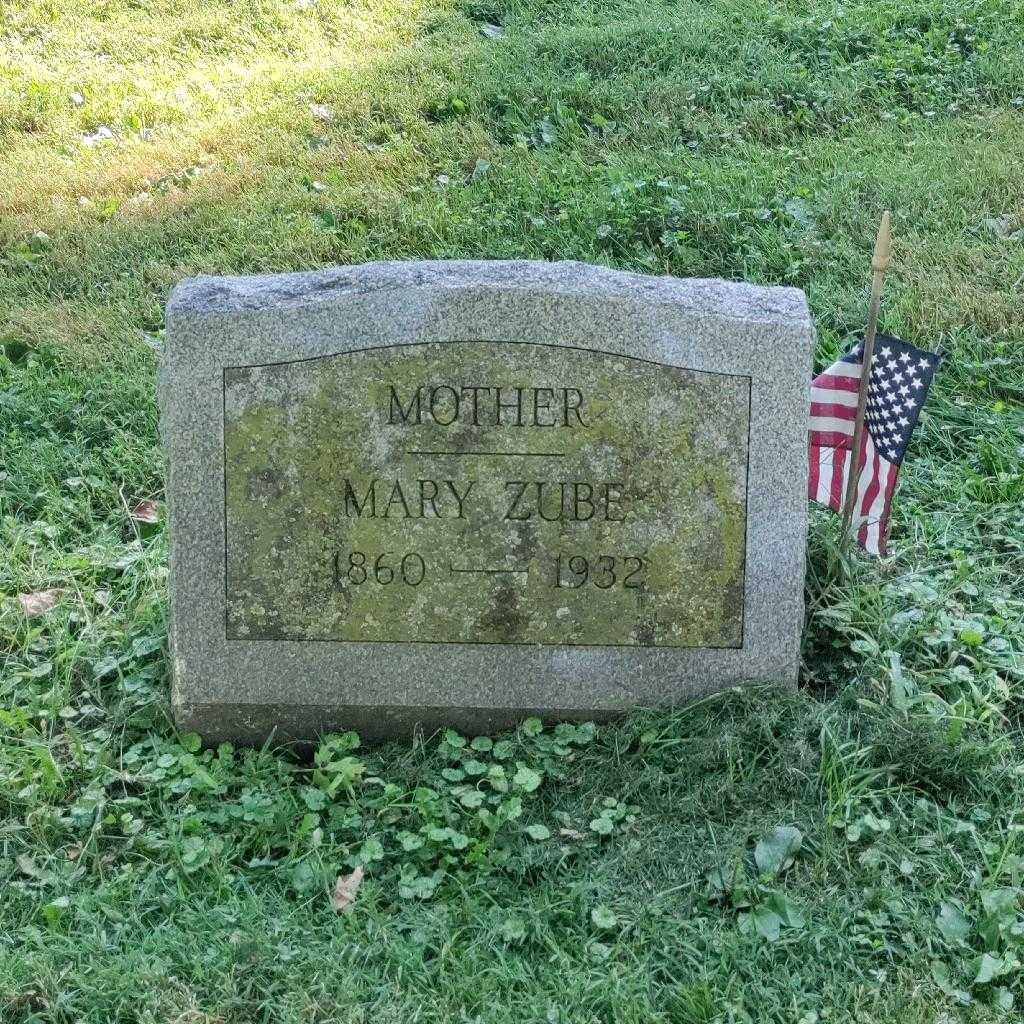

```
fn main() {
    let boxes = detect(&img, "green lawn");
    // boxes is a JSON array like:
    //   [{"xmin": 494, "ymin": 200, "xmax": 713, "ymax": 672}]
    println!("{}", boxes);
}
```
[{"xmin": 2, "ymin": 0, "xmax": 1024, "ymax": 1021}]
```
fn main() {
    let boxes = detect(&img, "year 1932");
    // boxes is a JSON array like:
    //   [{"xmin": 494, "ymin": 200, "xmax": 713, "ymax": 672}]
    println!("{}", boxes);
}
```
[{"xmin": 553, "ymin": 553, "xmax": 645, "ymax": 590}]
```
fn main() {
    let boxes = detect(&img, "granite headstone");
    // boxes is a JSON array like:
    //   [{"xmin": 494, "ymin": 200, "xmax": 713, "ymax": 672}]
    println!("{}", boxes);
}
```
[{"xmin": 161, "ymin": 260, "xmax": 814, "ymax": 743}]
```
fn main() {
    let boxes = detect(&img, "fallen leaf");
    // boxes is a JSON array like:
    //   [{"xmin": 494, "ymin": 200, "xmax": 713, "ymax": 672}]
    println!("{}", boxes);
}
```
[
  {"xmin": 309, "ymin": 103, "xmax": 335, "ymax": 123},
  {"xmin": 81, "ymin": 125, "xmax": 113, "ymax": 146},
  {"xmin": 332, "ymin": 865, "xmax": 364, "ymax": 913},
  {"xmin": 18, "ymin": 590, "xmax": 63, "ymax": 617},
  {"xmin": 129, "ymin": 499, "xmax": 160, "ymax": 524},
  {"xmin": 982, "ymin": 215, "xmax": 1022, "ymax": 240}
]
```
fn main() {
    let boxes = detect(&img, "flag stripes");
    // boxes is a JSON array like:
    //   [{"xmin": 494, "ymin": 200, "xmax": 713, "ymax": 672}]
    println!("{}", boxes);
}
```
[{"xmin": 808, "ymin": 334, "xmax": 939, "ymax": 556}]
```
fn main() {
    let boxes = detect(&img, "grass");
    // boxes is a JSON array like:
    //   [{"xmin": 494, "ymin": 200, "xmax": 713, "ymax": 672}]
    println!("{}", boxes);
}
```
[{"xmin": 1, "ymin": 0, "xmax": 1024, "ymax": 1020}]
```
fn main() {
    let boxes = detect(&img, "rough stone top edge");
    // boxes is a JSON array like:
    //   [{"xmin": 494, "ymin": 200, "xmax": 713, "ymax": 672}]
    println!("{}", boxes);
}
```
[{"xmin": 166, "ymin": 259, "xmax": 812, "ymax": 326}]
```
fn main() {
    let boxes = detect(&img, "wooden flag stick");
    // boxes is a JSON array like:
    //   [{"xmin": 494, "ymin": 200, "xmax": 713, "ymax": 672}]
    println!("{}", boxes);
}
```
[{"xmin": 841, "ymin": 211, "xmax": 892, "ymax": 543}]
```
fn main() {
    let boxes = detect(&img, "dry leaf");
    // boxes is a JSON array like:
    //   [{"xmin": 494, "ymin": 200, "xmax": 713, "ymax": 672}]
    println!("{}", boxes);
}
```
[
  {"xmin": 129, "ymin": 499, "xmax": 160, "ymax": 523},
  {"xmin": 309, "ymin": 103, "xmax": 335, "ymax": 123},
  {"xmin": 983, "ymin": 214, "xmax": 1023, "ymax": 240},
  {"xmin": 332, "ymin": 866, "xmax": 364, "ymax": 913},
  {"xmin": 18, "ymin": 590, "xmax": 63, "ymax": 617}
]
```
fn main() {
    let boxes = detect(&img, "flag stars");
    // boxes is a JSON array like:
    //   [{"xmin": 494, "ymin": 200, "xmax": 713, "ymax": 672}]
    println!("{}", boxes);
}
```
[{"xmin": 811, "ymin": 337, "xmax": 937, "ymax": 554}]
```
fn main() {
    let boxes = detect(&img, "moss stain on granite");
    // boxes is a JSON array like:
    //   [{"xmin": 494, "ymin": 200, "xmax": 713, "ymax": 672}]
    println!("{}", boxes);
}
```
[{"xmin": 223, "ymin": 342, "xmax": 749, "ymax": 647}]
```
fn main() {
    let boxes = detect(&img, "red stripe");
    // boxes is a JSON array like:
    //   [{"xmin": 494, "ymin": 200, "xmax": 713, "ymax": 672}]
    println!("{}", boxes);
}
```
[
  {"xmin": 809, "ymin": 430, "xmax": 853, "ymax": 450},
  {"xmin": 878, "ymin": 462, "xmax": 899, "ymax": 556},
  {"xmin": 829, "ymin": 445, "xmax": 847, "ymax": 509},
  {"xmin": 857, "ymin": 448, "xmax": 881, "ymax": 549},
  {"xmin": 861, "ymin": 448, "xmax": 882, "ymax": 519},
  {"xmin": 808, "ymin": 439, "xmax": 820, "ymax": 500},
  {"xmin": 811, "ymin": 401, "xmax": 857, "ymax": 420},
  {"xmin": 812, "ymin": 373, "xmax": 861, "ymax": 393},
  {"xmin": 854, "ymin": 435, "xmax": 866, "ymax": 515}
]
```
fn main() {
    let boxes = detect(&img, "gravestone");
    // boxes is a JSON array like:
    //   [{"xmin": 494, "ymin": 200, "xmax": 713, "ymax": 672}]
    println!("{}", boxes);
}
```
[{"xmin": 161, "ymin": 260, "xmax": 814, "ymax": 743}]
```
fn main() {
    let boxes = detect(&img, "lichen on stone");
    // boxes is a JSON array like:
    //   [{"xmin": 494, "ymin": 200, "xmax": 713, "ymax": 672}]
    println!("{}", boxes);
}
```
[{"xmin": 223, "ymin": 341, "xmax": 749, "ymax": 648}]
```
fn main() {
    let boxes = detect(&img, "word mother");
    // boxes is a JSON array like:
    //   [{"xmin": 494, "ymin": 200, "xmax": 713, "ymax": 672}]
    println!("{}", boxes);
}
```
[{"xmin": 389, "ymin": 383, "xmax": 588, "ymax": 427}]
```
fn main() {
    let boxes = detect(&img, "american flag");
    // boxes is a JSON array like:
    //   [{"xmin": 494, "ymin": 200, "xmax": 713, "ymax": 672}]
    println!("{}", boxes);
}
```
[{"xmin": 809, "ymin": 333, "xmax": 939, "ymax": 555}]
